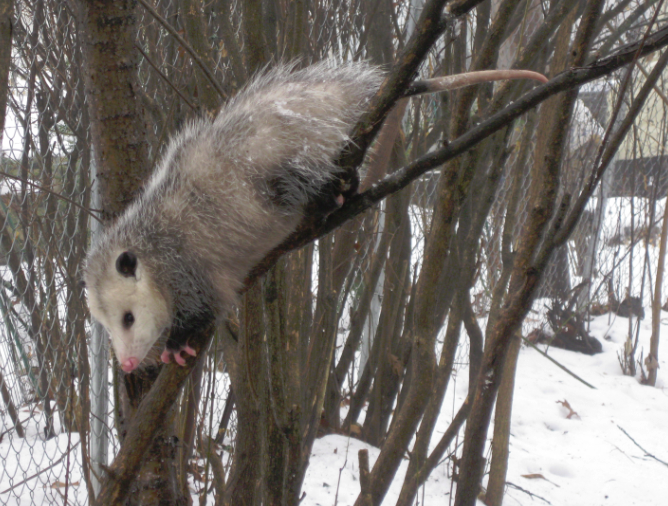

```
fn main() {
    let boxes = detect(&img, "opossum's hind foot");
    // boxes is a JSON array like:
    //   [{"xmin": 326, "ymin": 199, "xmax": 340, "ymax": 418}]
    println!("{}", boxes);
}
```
[
  {"xmin": 267, "ymin": 164, "xmax": 357, "ymax": 217},
  {"xmin": 325, "ymin": 170, "xmax": 358, "ymax": 212},
  {"xmin": 306, "ymin": 171, "xmax": 358, "ymax": 217},
  {"xmin": 161, "ymin": 344, "xmax": 197, "ymax": 366}
]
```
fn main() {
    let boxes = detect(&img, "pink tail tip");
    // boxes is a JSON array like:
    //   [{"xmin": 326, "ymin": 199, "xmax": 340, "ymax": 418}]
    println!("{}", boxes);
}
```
[{"xmin": 120, "ymin": 357, "xmax": 140, "ymax": 372}]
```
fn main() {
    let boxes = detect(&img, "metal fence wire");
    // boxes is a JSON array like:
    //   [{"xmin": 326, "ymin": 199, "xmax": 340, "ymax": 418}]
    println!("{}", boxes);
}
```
[{"xmin": 0, "ymin": 0, "xmax": 667, "ymax": 504}]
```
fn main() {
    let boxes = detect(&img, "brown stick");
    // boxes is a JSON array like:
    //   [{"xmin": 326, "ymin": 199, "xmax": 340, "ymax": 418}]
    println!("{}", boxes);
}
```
[
  {"xmin": 358, "ymin": 449, "xmax": 372, "ymax": 506},
  {"xmin": 0, "ymin": 0, "xmax": 13, "ymax": 146},
  {"xmin": 0, "ymin": 369, "xmax": 24, "ymax": 438},
  {"xmin": 95, "ymin": 326, "xmax": 213, "ymax": 505}
]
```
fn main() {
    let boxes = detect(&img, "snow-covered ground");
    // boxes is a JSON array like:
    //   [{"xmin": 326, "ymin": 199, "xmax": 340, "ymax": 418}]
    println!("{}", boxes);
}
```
[
  {"xmin": 302, "ymin": 311, "xmax": 668, "ymax": 506},
  {"xmin": 0, "ymin": 311, "xmax": 665, "ymax": 505}
]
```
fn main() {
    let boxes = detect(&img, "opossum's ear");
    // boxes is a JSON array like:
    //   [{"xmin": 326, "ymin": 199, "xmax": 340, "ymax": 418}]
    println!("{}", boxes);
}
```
[{"xmin": 116, "ymin": 251, "xmax": 138, "ymax": 278}]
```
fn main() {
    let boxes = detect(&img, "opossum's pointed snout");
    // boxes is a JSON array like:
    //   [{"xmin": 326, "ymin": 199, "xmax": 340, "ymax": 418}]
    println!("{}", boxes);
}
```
[{"xmin": 120, "ymin": 357, "xmax": 140, "ymax": 373}]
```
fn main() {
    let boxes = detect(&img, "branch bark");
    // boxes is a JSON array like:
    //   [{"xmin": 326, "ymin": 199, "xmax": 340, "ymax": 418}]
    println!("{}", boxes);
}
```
[
  {"xmin": 95, "ymin": 329, "xmax": 212, "ymax": 505},
  {"xmin": 0, "ymin": 0, "xmax": 13, "ymax": 145},
  {"xmin": 79, "ymin": 0, "xmax": 150, "ymax": 221}
]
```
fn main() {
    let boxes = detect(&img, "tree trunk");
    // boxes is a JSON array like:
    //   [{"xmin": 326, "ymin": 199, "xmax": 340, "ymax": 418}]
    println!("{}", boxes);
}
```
[
  {"xmin": 0, "ymin": 0, "xmax": 13, "ymax": 145},
  {"xmin": 647, "ymin": 186, "xmax": 668, "ymax": 385},
  {"xmin": 222, "ymin": 285, "xmax": 264, "ymax": 506},
  {"xmin": 78, "ymin": 0, "xmax": 151, "ymax": 221},
  {"xmin": 0, "ymin": 368, "xmax": 24, "ymax": 438},
  {"xmin": 78, "ymin": 0, "xmax": 187, "ymax": 503},
  {"xmin": 484, "ymin": 331, "xmax": 521, "ymax": 506}
]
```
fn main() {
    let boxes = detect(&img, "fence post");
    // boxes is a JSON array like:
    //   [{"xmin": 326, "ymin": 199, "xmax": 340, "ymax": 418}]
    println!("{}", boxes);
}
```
[{"xmin": 89, "ymin": 153, "xmax": 109, "ymax": 496}]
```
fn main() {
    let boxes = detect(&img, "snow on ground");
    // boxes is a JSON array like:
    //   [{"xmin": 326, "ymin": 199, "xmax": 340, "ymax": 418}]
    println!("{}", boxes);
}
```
[
  {"xmin": 0, "ymin": 428, "xmax": 86, "ymax": 505},
  {"xmin": 303, "ymin": 434, "xmax": 455, "ymax": 505},
  {"xmin": 0, "ymin": 312, "xmax": 665, "ymax": 505},
  {"xmin": 303, "ymin": 312, "xmax": 668, "ymax": 506}
]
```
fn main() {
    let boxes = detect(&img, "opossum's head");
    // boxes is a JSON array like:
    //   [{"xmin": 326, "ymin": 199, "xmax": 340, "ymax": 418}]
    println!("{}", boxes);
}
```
[{"xmin": 85, "ymin": 250, "xmax": 172, "ymax": 373}]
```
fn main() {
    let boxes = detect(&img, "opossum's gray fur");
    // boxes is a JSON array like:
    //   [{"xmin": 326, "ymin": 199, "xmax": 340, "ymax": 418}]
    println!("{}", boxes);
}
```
[{"xmin": 84, "ymin": 61, "xmax": 383, "ymax": 372}]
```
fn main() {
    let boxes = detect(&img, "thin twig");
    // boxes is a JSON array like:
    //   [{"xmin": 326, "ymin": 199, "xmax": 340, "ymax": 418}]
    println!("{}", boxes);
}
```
[
  {"xmin": 55, "ymin": 488, "xmax": 73, "ymax": 506},
  {"xmin": 523, "ymin": 338, "xmax": 596, "ymax": 389},
  {"xmin": 136, "ymin": 0, "xmax": 227, "ymax": 100},
  {"xmin": 618, "ymin": 425, "xmax": 668, "ymax": 467},
  {"xmin": 505, "ymin": 481, "xmax": 552, "ymax": 505},
  {"xmin": 0, "ymin": 170, "xmax": 102, "ymax": 222},
  {"xmin": 339, "ymin": 0, "xmax": 455, "ymax": 169},
  {"xmin": 135, "ymin": 43, "xmax": 196, "ymax": 111},
  {"xmin": 333, "ymin": 437, "xmax": 352, "ymax": 506}
]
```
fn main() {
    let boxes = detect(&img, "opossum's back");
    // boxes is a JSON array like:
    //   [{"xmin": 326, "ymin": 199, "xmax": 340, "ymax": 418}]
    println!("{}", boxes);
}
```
[
  {"xmin": 160, "ymin": 62, "xmax": 382, "ymax": 252},
  {"xmin": 143, "ymin": 62, "xmax": 383, "ymax": 304},
  {"xmin": 154, "ymin": 62, "xmax": 382, "ymax": 210},
  {"xmin": 208, "ymin": 62, "xmax": 383, "ymax": 200}
]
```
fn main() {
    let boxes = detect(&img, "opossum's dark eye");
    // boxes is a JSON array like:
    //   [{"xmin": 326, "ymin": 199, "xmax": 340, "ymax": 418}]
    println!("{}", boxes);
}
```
[
  {"xmin": 123, "ymin": 312, "xmax": 135, "ymax": 329},
  {"xmin": 116, "ymin": 251, "xmax": 138, "ymax": 278}
]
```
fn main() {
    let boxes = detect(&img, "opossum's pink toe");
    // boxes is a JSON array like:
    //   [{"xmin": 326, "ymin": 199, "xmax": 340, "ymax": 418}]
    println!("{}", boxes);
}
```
[
  {"xmin": 161, "ymin": 346, "xmax": 196, "ymax": 366},
  {"xmin": 335, "ymin": 194, "xmax": 345, "ymax": 207},
  {"xmin": 121, "ymin": 357, "xmax": 139, "ymax": 372}
]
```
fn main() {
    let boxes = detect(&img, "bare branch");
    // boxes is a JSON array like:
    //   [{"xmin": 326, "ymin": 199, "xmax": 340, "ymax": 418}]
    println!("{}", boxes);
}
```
[
  {"xmin": 0, "ymin": 170, "xmax": 102, "ymax": 223},
  {"xmin": 135, "ymin": 0, "xmax": 228, "ymax": 101},
  {"xmin": 134, "ymin": 43, "xmax": 196, "ymax": 111},
  {"xmin": 618, "ymin": 425, "xmax": 668, "ymax": 467}
]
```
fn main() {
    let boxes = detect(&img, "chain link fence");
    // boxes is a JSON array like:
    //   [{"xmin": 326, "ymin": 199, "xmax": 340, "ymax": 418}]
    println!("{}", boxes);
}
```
[{"xmin": 1, "ymin": 0, "xmax": 667, "ymax": 504}]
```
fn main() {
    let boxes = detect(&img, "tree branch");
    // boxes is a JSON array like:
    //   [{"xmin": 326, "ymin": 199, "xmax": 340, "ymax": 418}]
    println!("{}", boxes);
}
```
[
  {"xmin": 94, "ymin": 325, "xmax": 214, "ymax": 505},
  {"xmin": 337, "ymin": 0, "xmax": 485, "ymax": 170},
  {"xmin": 135, "ymin": 0, "xmax": 228, "ymax": 101},
  {"xmin": 247, "ymin": 23, "xmax": 668, "ymax": 283}
]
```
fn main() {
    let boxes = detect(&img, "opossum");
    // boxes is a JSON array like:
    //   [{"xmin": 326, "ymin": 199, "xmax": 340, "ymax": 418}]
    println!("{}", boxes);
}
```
[
  {"xmin": 84, "ymin": 62, "xmax": 547, "ymax": 373},
  {"xmin": 84, "ymin": 62, "xmax": 383, "ymax": 372}
]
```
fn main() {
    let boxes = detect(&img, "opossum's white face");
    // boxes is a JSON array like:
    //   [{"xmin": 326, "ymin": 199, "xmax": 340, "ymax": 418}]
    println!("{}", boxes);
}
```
[{"xmin": 86, "ymin": 251, "xmax": 171, "ymax": 373}]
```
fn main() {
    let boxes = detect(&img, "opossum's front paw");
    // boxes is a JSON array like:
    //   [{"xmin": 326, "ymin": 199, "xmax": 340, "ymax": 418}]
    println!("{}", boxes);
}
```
[
  {"xmin": 161, "ymin": 344, "xmax": 197, "ymax": 366},
  {"xmin": 307, "ymin": 178, "xmax": 349, "ymax": 216},
  {"xmin": 324, "ymin": 171, "xmax": 357, "ymax": 212}
]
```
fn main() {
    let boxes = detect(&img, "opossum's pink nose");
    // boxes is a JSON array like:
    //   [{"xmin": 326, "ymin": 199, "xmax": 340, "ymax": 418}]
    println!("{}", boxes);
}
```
[{"xmin": 120, "ymin": 357, "xmax": 140, "ymax": 372}]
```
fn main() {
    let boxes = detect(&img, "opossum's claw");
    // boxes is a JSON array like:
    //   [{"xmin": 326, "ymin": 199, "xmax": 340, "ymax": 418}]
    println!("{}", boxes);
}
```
[
  {"xmin": 161, "ymin": 344, "xmax": 197, "ymax": 366},
  {"xmin": 174, "ymin": 352, "xmax": 187, "ymax": 366}
]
